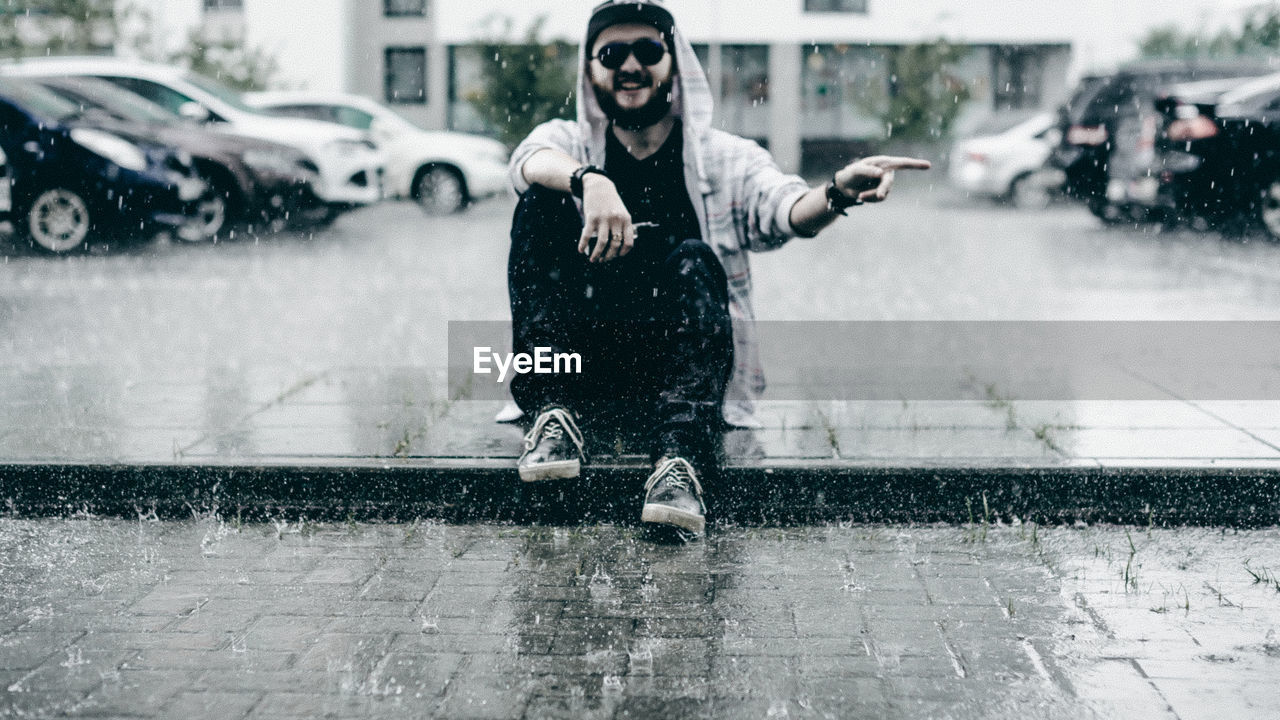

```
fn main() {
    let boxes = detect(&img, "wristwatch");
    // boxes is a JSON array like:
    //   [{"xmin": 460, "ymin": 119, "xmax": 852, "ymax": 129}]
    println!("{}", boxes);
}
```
[
  {"xmin": 825, "ymin": 175, "xmax": 863, "ymax": 215},
  {"xmin": 570, "ymin": 165, "xmax": 609, "ymax": 199}
]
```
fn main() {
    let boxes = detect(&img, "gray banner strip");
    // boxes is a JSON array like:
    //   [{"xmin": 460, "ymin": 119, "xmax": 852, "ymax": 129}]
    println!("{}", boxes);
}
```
[{"xmin": 448, "ymin": 321, "xmax": 1280, "ymax": 401}]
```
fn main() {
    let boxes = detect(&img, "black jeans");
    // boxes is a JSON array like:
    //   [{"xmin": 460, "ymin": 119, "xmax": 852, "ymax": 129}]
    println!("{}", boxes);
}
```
[{"xmin": 507, "ymin": 186, "xmax": 733, "ymax": 472}]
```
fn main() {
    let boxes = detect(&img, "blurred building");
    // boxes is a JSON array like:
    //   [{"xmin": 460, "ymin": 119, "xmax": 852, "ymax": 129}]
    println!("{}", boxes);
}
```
[{"xmin": 130, "ymin": 0, "xmax": 1267, "ymax": 173}]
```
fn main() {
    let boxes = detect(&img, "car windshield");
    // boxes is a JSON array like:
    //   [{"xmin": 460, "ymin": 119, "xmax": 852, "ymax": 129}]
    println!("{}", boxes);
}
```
[
  {"xmin": 181, "ymin": 72, "xmax": 261, "ymax": 114},
  {"xmin": 0, "ymin": 77, "xmax": 83, "ymax": 123},
  {"xmin": 1061, "ymin": 77, "xmax": 1107, "ymax": 124},
  {"xmin": 41, "ymin": 78, "xmax": 178, "ymax": 125},
  {"xmin": 369, "ymin": 104, "xmax": 419, "ymax": 132}
]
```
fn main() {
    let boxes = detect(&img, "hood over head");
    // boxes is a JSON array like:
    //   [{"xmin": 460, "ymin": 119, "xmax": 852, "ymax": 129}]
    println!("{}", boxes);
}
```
[{"xmin": 575, "ymin": 0, "xmax": 714, "ymax": 170}]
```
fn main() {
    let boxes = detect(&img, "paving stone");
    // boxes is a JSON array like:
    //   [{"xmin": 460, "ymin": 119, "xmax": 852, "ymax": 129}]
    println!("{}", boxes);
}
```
[
  {"xmin": 293, "ymin": 633, "xmax": 395, "ymax": 673},
  {"xmin": 2, "ymin": 521, "xmax": 1280, "ymax": 719},
  {"xmin": 521, "ymin": 693, "xmax": 616, "ymax": 720},
  {"xmin": 159, "ymin": 691, "xmax": 263, "ymax": 720},
  {"xmin": 0, "ymin": 631, "xmax": 83, "ymax": 670},
  {"xmin": 434, "ymin": 672, "xmax": 534, "ymax": 719},
  {"xmin": 122, "ymin": 648, "xmax": 294, "ymax": 672},
  {"xmin": 62, "ymin": 669, "xmax": 195, "ymax": 718},
  {"xmin": 248, "ymin": 691, "xmax": 441, "ymax": 719}
]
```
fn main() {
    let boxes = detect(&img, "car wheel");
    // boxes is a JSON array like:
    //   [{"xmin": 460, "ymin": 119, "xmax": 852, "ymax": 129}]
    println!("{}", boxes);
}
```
[
  {"xmin": 1009, "ymin": 172, "xmax": 1051, "ymax": 211},
  {"xmin": 1259, "ymin": 179, "xmax": 1280, "ymax": 241},
  {"xmin": 414, "ymin": 164, "xmax": 467, "ymax": 215},
  {"xmin": 182, "ymin": 188, "xmax": 230, "ymax": 242},
  {"xmin": 1087, "ymin": 198, "xmax": 1124, "ymax": 226},
  {"xmin": 22, "ymin": 188, "xmax": 93, "ymax": 253}
]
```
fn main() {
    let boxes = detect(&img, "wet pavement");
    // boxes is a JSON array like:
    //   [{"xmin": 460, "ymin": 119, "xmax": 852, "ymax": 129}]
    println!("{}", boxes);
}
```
[
  {"xmin": 3, "ymin": 191, "xmax": 1280, "ymax": 717},
  {"xmin": 2, "ymin": 519, "xmax": 1279, "ymax": 719},
  {"xmin": 1, "ymin": 193, "xmax": 1279, "ymax": 470}
]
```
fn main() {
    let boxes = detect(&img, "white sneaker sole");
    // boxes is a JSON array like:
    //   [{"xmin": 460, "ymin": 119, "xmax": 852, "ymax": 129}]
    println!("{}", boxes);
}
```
[
  {"xmin": 518, "ymin": 459, "xmax": 580, "ymax": 482},
  {"xmin": 641, "ymin": 503, "xmax": 705, "ymax": 534}
]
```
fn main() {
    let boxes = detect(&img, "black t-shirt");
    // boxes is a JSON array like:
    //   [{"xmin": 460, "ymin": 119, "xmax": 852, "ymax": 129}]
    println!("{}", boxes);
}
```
[{"xmin": 604, "ymin": 121, "xmax": 702, "ymax": 245}]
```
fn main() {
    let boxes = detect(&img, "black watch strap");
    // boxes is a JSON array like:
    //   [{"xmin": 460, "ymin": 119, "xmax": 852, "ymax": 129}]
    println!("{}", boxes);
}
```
[
  {"xmin": 570, "ymin": 165, "xmax": 608, "ymax": 199},
  {"xmin": 825, "ymin": 176, "xmax": 862, "ymax": 216}
]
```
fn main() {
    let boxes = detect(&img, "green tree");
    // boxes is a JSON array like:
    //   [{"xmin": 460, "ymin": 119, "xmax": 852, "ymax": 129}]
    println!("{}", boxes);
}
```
[
  {"xmin": 466, "ymin": 17, "xmax": 577, "ymax": 148},
  {"xmin": 862, "ymin": 39, "xmax": 971, "ymax": 143},
  {"xmin": 0, "ymin": 0, "xmax": 116, "ymax": 59},
  {"xmin": 1139, "ymin": 6, "xmax": 1280, "ymax": 59},
  {"xmin": 167, "ymin": 25, "xmax": 277, "ymax": 92}
]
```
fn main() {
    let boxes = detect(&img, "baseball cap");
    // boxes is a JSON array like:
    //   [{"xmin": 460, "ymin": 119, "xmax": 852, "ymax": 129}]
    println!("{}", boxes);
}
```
[{"xmin": 586, "ymin": 1, "xmax": 676, "ymax": 52}]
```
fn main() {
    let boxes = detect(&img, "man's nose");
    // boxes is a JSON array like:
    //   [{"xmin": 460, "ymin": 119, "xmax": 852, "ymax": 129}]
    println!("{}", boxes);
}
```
[{"xmin": 618, "ymin": 52, "xmax": 644, "ymax": 73}]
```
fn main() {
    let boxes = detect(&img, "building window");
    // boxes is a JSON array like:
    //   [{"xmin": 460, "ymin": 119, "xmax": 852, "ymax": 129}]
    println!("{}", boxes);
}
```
[
  {"xmin": 804, "ymin": 0, "xmax": 867, "ymax": 12},
  {"xmin": 801, "ymin": 44, "xmax": 886, "ymax": 138},
  {"xmin": 719, "ymin": 45, "xmax": 770, "ymax": 139},
  {"xmin": 448, "ymin": 45, "xmax": 488, "ymax": 133},
  {"xmin": 384, "ymin": 0, "xmax": 426, "ymax": 17},
  {"xmin": 203, "ymin": 0, "xmax": 243, "ymax": 10},
  {"xmin": 992, "ymin": 46, "xmax": 1045, "ymax": 110},
  {"xmin": 385, "ymin": 47, "xmax": 427, "ymax": 104}
]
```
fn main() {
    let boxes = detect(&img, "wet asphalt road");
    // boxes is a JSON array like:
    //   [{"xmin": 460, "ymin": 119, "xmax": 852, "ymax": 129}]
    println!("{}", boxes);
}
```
[
  {"xmin": 4, "ymin": 192, "xmax": 1280, "ymax": 718},
  {"xmin": 3, "ymin": 188, "xmax": 1280, "ymax": 377}
]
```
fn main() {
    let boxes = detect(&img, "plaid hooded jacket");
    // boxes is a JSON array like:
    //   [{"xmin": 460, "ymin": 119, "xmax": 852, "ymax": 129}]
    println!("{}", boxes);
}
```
[{"xmin": 508, "ymin": 0, "xmax": 812, "ymax": 427}]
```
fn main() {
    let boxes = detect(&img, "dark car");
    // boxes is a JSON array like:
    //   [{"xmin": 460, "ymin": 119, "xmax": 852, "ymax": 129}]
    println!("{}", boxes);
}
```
[
  {"xmin": 1051, "ymin": 60, "xmax": 1273, "ymax": 224},
  {"xmin": 1153, "ymin": 73, "xmax": 1280, "ymax": 239},
  {"xmin": 0, "ymin": 77, "xmax": 205, "ymax": 253},
  {"xmin": 1147, "ymin": 76, "xmax": 1275, "ymax": 231},
  {"xmin": 31, "ymin": 76, "xmax": 318, "ymax": 240}
]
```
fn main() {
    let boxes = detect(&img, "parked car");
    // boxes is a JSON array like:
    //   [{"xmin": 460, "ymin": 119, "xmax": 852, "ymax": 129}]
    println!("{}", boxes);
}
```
[
  {"xmin": 948, "ymin": 112, "xmax": 1062, "ymax": 209},
  {"xmin": 1050, "ymin": 60, "xmax": 1273, "ymax": 224},
  {"xmin": 0, "ymin": 77, "xmax": 205, "ymax": 253},
  {"xmin": 245, "ymin": 91, "xmax": 509, "ymax": 214},
  {"xmin": 30, "ymin": 75, "xmax": 318, "ymax": 240},
  {"xmin": 1, "ymin": 57, "xmax": 384, "ymax": 225},
  {"xmin": 1151, "ymin": 72, "xmax": 1280, "ymax": 239},
  {"xmin": 1145, "ymin": 76, "xmax": 1272, "ymax": 231}
]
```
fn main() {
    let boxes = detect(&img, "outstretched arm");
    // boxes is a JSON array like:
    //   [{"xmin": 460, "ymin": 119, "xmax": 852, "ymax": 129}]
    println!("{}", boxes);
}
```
[{"xmin": 788, "ymin": 156, "xmax": 932, "ymax": 238}]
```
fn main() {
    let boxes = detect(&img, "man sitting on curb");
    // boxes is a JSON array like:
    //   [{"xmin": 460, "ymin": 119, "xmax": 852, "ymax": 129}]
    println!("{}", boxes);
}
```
[{"xmin": 506, "ymin": 0, "xmax": 930, "ymax": 537}]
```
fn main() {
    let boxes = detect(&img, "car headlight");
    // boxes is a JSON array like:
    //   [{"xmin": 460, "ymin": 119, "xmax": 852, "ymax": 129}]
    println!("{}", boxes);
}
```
[{"xmin": 70, "ymin": 128, "xmax": 147, "ymax": 172}]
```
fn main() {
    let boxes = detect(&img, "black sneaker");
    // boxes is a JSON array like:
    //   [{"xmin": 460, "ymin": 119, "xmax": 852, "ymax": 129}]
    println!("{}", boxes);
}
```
[
  {"xmin": 641, "ymin": 457, "xmax": 706, "ymax": 535},
  {"xmin": 517, "ymin": 407, "xmax": 587, "ymax": 482}
]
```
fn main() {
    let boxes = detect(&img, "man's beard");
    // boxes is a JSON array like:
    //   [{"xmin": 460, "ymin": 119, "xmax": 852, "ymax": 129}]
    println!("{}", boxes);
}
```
[{"xmin": 592, "ymin": 72, "xmax": 674, "ymax": 131}]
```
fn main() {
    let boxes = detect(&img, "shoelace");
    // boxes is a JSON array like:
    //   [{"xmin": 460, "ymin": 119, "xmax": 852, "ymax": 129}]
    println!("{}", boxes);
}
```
[
  {"xmin": 645, "ymin": 457, "xmax": 705, "ymax": 505},
  {"xmin": 522, "ymin": 407, "xmax": 586, "ymax": 457}
]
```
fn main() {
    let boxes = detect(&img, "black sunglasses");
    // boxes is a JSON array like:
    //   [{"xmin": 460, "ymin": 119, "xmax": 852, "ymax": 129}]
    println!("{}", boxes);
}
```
[{"xmin": 594, "ymin": 38, "xmax": 667, "ymax": 70}]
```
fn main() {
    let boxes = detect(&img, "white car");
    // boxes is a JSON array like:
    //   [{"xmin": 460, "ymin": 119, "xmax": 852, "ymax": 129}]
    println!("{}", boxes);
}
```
[
  {"xmin": 1, "ymin": 57, "xmax": 384, "ymax": 216},
  {"xmin": 949, "ymin": 112, "xmax": 1062, "ymax": 209},
  {"xmin": 245, "ymin": 91, "xmax": 509, "ymax": 214}
]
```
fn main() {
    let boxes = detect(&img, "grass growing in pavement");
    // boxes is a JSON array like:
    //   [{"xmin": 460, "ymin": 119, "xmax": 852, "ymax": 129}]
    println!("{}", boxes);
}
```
[
  {"xmin": 1244, "ymin": 561, "xmax": 1280, "ymax": 592},
  {"xmin": 982, "ymin": 383, "xmax": 1019, "ymax": 431},
  {"xmin": 1031, "ymin": 423, "xmax": 1065, "ymax": 454},
  {"xmin": 964, "ymin": 492, "xmax": 991, "ymax": 543},
  {"xmin": 1122, "ymin": 528, "xmax": 1139, "ymax": 593},
  {"xmin": 980, "ymin": 381, "xmax": 1079, "ymax": 453}
]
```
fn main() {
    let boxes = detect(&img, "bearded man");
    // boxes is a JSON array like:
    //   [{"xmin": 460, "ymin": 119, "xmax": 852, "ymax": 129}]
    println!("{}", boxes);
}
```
[{"xmin": 506, "ymin": 0, "xmax": 930, "ymax": 537}]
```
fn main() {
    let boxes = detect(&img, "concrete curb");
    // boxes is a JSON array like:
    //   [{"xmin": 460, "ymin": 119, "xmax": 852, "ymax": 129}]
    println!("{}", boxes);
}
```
[{"xmin": 3, "ymin": 462, "xmax": 1278, "ymax": 526}]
